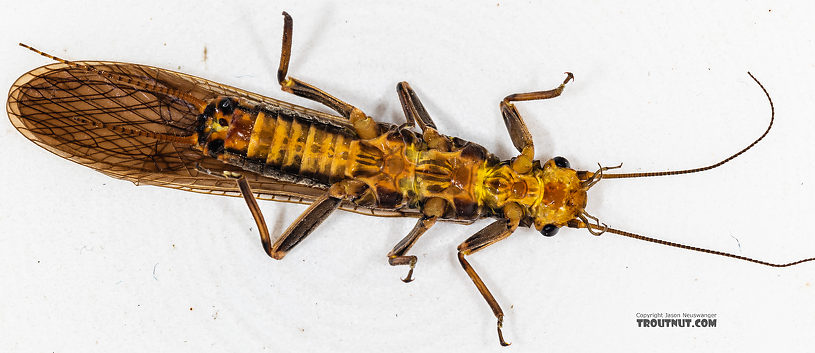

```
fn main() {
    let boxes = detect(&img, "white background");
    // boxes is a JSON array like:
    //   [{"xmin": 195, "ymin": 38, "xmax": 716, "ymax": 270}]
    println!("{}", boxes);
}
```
[{"xmin": 2, "ymin": 1, "xmax": 815, "ymax": 352}]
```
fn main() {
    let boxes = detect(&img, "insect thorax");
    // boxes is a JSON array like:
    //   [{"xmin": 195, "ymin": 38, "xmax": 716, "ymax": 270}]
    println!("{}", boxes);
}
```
[{"xmin": 477, "ymin": 158, "xmax": 587, "ymax": 230}]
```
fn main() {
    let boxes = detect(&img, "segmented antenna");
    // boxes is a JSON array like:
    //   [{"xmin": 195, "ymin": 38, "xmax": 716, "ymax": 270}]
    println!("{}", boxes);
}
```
[
  {"xmin": 567, "ymin": 220, "xmax": 815, "ymax": 267},
  {"xmin": 596, "ymin": 72, "xmax": 772, "ymax": 179},
  {"xmin": 571, "ymin": 73, "xmax": 815, "ymax": 267}
]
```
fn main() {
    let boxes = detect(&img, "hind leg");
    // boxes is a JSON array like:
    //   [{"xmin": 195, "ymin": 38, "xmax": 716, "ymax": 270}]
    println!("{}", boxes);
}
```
[{"xmin": 276, "ymin": 12, "xmax": 378, "ymax": 139}]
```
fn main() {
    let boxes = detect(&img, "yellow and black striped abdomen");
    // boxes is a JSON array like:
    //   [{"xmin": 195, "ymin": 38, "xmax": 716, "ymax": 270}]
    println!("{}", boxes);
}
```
[
  {"xmin": 197, "ymin": 97, "xmax": 356, "ymax": 187},
  {"xmin": 245, "ymin": 111, "xmax": 354, "ymax": 184}
]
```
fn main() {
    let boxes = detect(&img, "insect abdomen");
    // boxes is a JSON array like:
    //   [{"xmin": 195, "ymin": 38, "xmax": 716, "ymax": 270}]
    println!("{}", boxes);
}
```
[{"xmin": 215, "ymin": 105, "xmax": 355, "ymax": 187}]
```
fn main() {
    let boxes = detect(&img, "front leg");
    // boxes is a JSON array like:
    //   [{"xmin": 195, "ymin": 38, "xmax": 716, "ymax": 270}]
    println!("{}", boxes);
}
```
[
  {"xmin": 500, "ymin": 73, "xmax": 574, "ymax": 173},
  {"xmin": 456, "ymin": 203, "xmax": 524, "ymax": 346}
]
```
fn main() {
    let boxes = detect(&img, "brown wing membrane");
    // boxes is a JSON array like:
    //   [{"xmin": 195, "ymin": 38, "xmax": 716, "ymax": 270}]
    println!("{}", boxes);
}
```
[{"xmin": 7, "ymin": 60, "xmax": 420, "ymax": 218}]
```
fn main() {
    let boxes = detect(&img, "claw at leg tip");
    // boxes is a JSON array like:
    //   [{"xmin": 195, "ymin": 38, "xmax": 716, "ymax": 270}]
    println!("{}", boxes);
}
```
[
  {"xmin": 564, "ymin": 71, "xmax": 575, "ymax": 83},
  {"xmin": 497, "ymin": 318, "xmax": 511, "ymax": 346},
  {"xmin": 498, "ymin": 328, "xmax": 511, "ymax": 346},
  {"xmin": 401, "ymin": 268, "xmax": 415, "ymax": 283}
]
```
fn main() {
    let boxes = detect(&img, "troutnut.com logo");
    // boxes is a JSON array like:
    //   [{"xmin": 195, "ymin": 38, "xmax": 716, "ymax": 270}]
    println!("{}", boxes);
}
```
[{"xmin": 636, "ymin": 313, "xmax": 717, "ymax": 328}]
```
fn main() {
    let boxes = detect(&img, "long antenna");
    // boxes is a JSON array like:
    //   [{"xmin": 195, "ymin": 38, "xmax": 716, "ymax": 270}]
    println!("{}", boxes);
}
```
[
  {"xmin": 596, "ymin": 72, "xmax": 773, "ymax": 180},
  {"xmin": 568, "ymin": 220, "xmax": 815, "ymax": 267}
]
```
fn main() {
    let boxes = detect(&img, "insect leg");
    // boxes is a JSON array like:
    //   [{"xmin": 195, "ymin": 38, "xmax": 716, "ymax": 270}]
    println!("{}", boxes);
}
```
[
  {"xmin": 456, "ymin": 203, "xmax": 523, "ymax": 346},
  {"xmin": 236, "ymin": 174, "xmax": 366, "ymax": 260},
  {"xmin": 268, "ymin": 192, "xmax": 342, "ymax": 259},
  {"xmin": 200, "ymin": 171, "xmax": 275, "ymax": 256},
  {"xmin": 395, "ymin": 81, "xmax": 451, "ymax": 150},
  {"xmin": 501, "ymin": 73, "xmax": 574, "ymax": 172},
  {"xmin": 236, "ymin": 177, "xmax": 273, "ymax": 255},
  {"xmin": 277, "ymin": 12, "xmax": 379, "ymax": 139},
  {"xmin": 396, "ymin": 81, "xmax": 437, "ymax": 131},
  {"xmin": 269, "ymin": 180, "xmax": 369, "ymax": 259},
  {"xmin": 387, "ymin": 197, "xmax": 446, "ymax": 282},
  {"xmin": 387, "ymin": 216, "xmax": 436, "ymax": 283}
]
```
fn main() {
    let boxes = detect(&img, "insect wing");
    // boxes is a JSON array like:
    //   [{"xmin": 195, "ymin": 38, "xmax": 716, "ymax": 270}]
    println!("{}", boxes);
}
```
[
  {"xmin": 8, "ymin": 61, "xmax": 261, "ymax": 195},
  {"xmin": 7, "ymin": 60, "xmax": 419, "ymax": 218}
]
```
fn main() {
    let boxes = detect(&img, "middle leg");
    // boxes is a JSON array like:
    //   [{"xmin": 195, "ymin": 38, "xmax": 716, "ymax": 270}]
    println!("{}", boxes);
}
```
[
  {"xmin": 396, "ymin": 81, "xmax": 437, "ymax": 131},
  {"xmin": 395, "ymin": 81, "xmax": 450, "ymax": 151},
  {"xmin": 387, "ymin": 197, "xmax": 447, "ymax": 282}
]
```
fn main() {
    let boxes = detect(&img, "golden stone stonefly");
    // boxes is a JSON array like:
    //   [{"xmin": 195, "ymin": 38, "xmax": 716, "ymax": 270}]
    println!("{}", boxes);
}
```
[{"xmin": 7, "ymin": 11, "xmax": 815, "ymax": 347}]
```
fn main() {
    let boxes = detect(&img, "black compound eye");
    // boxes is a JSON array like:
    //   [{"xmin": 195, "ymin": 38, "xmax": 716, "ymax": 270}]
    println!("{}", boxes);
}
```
[
  {"xmin": 218, "ymin": 118, "xmax": 228, "ymax": 126},
  {"xmin": 540, "ymin": 224, "xmax": 559, "ymax": 237},
  {"xmin": 218, "ymin": 98, "xmax": 235, "ymax": 115},
  {"xmin": 553, "ymin": 156, "xmax": 570, "ymax": 168}
]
